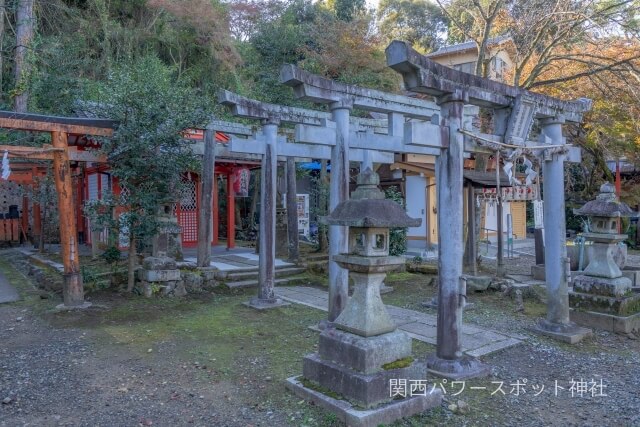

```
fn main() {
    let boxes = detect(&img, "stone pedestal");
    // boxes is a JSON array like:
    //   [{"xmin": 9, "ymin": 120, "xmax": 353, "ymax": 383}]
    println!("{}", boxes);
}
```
[
  {"xmin": 138, "ymin": 256, "xmax": 185, "ymax": 297},
  {"xmin": 288, "ymin": 326, "xmax": 442, "ymax": 426},
  {"xmin": 569, "ymin": 274, "xmax": 640, "ymax": 333},
  {"xmin": 581, "ymin": 233, "xmax": 627, "ymax": 278}
]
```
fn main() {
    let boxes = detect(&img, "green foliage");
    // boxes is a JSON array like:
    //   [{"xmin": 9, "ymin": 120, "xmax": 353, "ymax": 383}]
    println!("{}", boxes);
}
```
[
  {"xmin": 385, "ymin": 186, "xmax": 408, "ymax": 256},
  {"xmin": 566, "ymin": 206, "xmax": 585, "ymax": 232},
  {"xmin": 101, "ymin": 245, "xmax": 122, "ymax": 265},
  {"xmin": 327, "ymin": 0, "xmax": 366, "ymax": 21},
  {"xmin": 86, "ymin": 55, "xmax": 208, "ymax": 250},
  {"xmin": 377, "ymin": 0, "xmax": 449, "ymax": 52}
]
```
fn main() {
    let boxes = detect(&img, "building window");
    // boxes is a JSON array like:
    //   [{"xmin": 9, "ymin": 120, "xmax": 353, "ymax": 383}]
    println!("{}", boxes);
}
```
[
  {"xmin": 491, "ymin": 57, "xmax": 507, "ymax": 81},
  {"xmin": 453, "ymin": 62, "xmax": 476, "ymax": 74}
]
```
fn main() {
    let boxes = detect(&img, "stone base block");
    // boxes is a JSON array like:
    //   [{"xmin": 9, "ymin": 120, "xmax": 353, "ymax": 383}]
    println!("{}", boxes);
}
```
[
  {"xmin": 138, "ymin": 269, "xmax": 181, "ymax": 282},
  {"xmin": 243, "ymin": 297, "xmax": 290, "ymax": 311},
  {"xmin": 531, "ymin": 264, "xmax": 545, "ymax": 281},
  {"xmin": 570, "ymin": 309, "xmax": 640, "ymax": 334},
  {"xmin": 464, "ymin": 275, "xmax": 492, "ymax": 292},
  {"xmin": 303, "ymin": 353, "xmax": 425, "ymax": 409},
  {"xmin": 426, "ymin": 354, "xmax": 490, "ymax": 381},
  {"xmin": 531, "ymin": 318, "xmax": 592, "ymax": 344},
  {"xmin": 318, "ymin": 329, "xmax": 411, "ymax": 375},
  {"xmin": 142, "ymin": 256, "xmax": 177, "ymax": 270},
  {"xmin": 55, "ymin": 301, "xmax": 92, "ymax": 311},
  {"xmin": 572, "ymin": 275, "xmax": 631, "ymax": 297},
  {"xmin": 622, "ymin": 267, "xmax": 640, "ymax": 287},
  {"xmin": 285, "ymin": 376, "xmax": 442, "ymax": 427},
  {"xmin": 380, "ymin": 285, "xmax": 394, "ymax": 294},
  {"xmin": 569, "ymin": 290, "xmax": 640, "ymax": 316}
]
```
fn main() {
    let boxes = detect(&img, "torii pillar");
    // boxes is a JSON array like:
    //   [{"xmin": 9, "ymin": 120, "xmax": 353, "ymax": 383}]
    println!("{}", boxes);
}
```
[
  {"xmin": 427, "ymin": 91, "xmax": 490, "ymax": 379},
  {"xmin": 52, "ymin": 131, "xmax": 87, "ymax": 308},
  {"xmin": 534, "ymin": 117, "xmax": 592, "ymax": 342},
  {"xmin": 250, "ymin": 121, "xmax": 288, "ymax": 308},
  {"xmin": 327, "ymin": 100, "xmax": 351, "ymax": 322}
]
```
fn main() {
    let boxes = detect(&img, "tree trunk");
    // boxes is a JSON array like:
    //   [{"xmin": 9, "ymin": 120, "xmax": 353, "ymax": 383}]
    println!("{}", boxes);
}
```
[
  {"xmin": 0, "ymin": 0, "xmax": 5, "ymax": 100},
  {"xmin": 14, "ymin": 0, "xmax": 34, "ymax": 112},
  {"xmin": 286, "ymin": 157, "xmax": 299, "ymax": 261},
  {"xmin": 318, "ymin": 159, "xmax": 328, "ymax": 252},
  {"xmin": 127, "ymin": 231, "xmax": 136, "ymax": 292}
]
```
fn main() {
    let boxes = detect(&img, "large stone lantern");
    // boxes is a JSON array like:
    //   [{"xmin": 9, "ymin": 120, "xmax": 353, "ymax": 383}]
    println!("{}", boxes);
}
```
[
  {"xmin": 324, "ymin": 168, "xmax": 420, "ymax": 337},
  {"xmin": 570, "ymin": 182, "xmax": 640, "ymax": 333},
  {"xmin": 286, "ymin": 168, "xmax": 442, "ymax": 426}
]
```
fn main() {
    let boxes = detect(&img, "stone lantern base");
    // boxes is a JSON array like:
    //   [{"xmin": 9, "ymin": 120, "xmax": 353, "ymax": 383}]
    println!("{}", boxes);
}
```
[
  {"xmin": 569, "ymin": 274, "xmax": 640, "ymax": 334},
  {"xmin": 287, "ymin": 327, "xmax": 442, "ymax": 426}
]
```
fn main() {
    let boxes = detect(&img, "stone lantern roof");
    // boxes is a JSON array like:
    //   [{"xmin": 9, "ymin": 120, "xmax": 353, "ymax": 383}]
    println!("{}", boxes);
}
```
[
  {"xmin": 322, "ymin": 168, "xmax": 421, "ymax": 228},
  {"xmin": 574, "ymin": 182, "xmax": 635, "ymax": 218}
]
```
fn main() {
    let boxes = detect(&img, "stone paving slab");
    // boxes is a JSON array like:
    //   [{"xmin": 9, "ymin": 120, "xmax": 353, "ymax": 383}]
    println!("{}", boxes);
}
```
[
  {"xmin": 216, "ymin": 255, "xmax": 260, "ymax": 266},
  {"xmin": 277, "ymin": 286, "xmax": 523, "ymax": 357},
  {"xmin": 0, "ymin": 270, "xmax": 19, "ymax": 304},
  {"xmin": 184, "ymin": 252, "xmax": 292, "ymax": 271}
]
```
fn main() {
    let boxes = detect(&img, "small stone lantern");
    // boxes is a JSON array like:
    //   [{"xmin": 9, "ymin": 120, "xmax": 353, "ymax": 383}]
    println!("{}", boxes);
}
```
[
  {"xmin": 287, "ymin": 168, "xmax": 442, "ymax": 422},
  {"xmin": 570, "ymin": 182, "xmax": 640, "ymax": 334},
  {"xmin": 573, "ymin": 182, "xmax": 634, "ymax": 279}
]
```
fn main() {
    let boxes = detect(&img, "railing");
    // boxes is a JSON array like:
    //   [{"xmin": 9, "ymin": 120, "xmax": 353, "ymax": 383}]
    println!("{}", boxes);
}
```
[{"xmin": 481, "ymin": 227, "xmax": 515, "ymax": 258}]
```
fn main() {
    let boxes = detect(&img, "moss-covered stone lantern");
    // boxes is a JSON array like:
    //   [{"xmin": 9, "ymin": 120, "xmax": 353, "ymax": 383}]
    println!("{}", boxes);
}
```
[
  {"xmin": 570, "ymin": 182, "xmax": 640, "ymax": 334},
  {"xmin": 288, "ymin": 167, "xmax": 442, "ymax": 419}
]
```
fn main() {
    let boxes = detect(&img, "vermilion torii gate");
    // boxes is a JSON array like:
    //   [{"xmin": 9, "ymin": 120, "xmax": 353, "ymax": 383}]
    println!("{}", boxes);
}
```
[
  {"xmin": 386, "ymin": 41, "xmax": 593, "ymax": 347},
  {"xmin": 0, "ymin": 111, "xmax": 115, "ymax": 308}
]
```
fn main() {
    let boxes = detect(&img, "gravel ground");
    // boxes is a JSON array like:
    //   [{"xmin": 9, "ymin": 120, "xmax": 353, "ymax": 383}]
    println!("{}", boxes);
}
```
[
  {"xmin": 1, "ymin": 249, "xmax": 639, "ymax": 427},
  {"xmin": 0, "ymin": 302, "xmax": 294, "ymax": 427}
]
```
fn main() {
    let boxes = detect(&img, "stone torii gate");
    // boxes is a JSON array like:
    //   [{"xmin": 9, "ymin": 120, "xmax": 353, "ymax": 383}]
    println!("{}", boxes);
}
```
[
  {"xmin": 279, "ymin": 66, "xmax": 488, "ymax": 326},
  {"xmin": 218, "ymin": 91, "xmax": 393, "ymax": 310},
  {"xmin": 280, "ymin": 65, "xmax": 502, "ymax": 378},
  {"xmin": 195, "ymin": 119, "xmax": 259, "ymax": 267},
  {"xmin": 386, "ymin": 41, "xmax": 593, "ymax": 346}
]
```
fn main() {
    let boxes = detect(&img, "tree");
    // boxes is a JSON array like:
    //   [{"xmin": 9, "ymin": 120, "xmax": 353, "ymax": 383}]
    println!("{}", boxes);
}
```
[
  {"xmin": 227, "ymin": 0, "xmax": 289, "ymax": 40},
  {"xmin": 13, "ymin": 0, "xmax": 35, "ymax": 112},
  {"xmin": 299, "ymin": 7, "xmax": 398, "ymax": 90},
  {"xmin": 436, "ymin": 0, "xmax": 507, "ymax": 77},
  {"xmin": 327, "ymin": 0, "xmax": 366, "ymax": 21},
  {"xmin": 377, "ymin": 0, "xmax": 449, "ymax": 53},
  {"xmin": 437, "ymin": 0, "xmax": 640, "ymax": 87},
  {"xmin": 0, "ymin": 0, "xmax": 5, "ymax": 102},
  {"xmin": 87, "ymin": 56, "xmax": 208, "ymax": 291}
]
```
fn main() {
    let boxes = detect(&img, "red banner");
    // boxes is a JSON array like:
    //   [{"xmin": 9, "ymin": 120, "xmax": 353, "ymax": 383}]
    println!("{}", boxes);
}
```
[{"xmin": 233, "ymin": 168, "xmax": 251, "ymax": 197}]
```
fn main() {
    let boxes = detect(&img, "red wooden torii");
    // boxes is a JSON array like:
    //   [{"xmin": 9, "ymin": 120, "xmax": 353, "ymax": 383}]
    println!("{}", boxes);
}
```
[{"xmin": 0, "ymin": 111, "xmax": 115, "ymax": 308}]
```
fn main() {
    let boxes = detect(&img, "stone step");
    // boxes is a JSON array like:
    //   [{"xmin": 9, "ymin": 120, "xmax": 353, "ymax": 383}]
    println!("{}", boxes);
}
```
[
  {"xmin": 225, "ymin": 275, "xmax": 306, "ymax": 289},
  {"xmin": 224, "ymin": 266, "xmax": 306, "ymax": 282}
]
